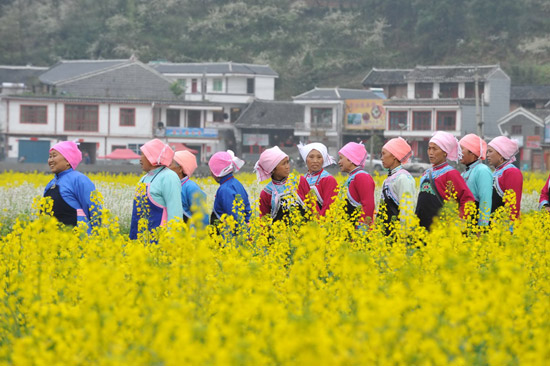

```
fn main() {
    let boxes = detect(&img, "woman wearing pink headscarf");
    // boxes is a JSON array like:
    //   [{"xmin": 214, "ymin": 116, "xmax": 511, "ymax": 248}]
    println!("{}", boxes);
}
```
[
  {"xmin": 415, "ymin": 131, "xmax": 474, "ymax": 230},
  {"xmin": 130, "ymin": 139, "xmax": 183, "ymax": 239},
  {"xmin": 44, "ymin": 141, "xmax": 100, "ymax": 230},
  {"xmin": 297, "ymin": 142, "xmax": 338, "ymax": 216},
  {"xmin": 379, "ymin": 137, "xmax": 416, "ymax": 231},
  {"xmin": 208, "ymin": 150, "xmax": 251, "ymax": 225},
  {"xmin": 487, "ymin": 136, "xmax": 523, "ymax": 220},
  {"xmin": 169, "ymin": 150, "xmax": 208, "ymax": 226},
  {"xmin": 338, "ymin": 142, "xmax": 376, "ymax": 226},
  {"xmin": 255, "ymin": 146, "xmax": 309, "ymax": 222}
]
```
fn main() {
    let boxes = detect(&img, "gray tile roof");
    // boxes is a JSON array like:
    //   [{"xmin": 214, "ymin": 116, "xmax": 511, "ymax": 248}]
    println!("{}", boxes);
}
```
[
  {"xmin": 39, "ymin": 59, "xmax": 129, "ymax": 84},
  {"xmin": 361, "ymin": 68, "xmax": 412, "ymax": 86},
  {"xmin": 149, "ymin": 62, "xmax": 279, "ymax": 77},
  {"xmin": 293, "ymin": 87, "xmax": 384, "ymax": 101},
  {"xmin": 234, "ymin": 100, "xmax": 304, "ymax": 129},
  {"xmin": 0, "ymin": 66, "xmax": 47, "ymax": 84},
  {"xmin": 384, "ymin": 98, "xmax": 476, "ymax": 106},
  {"xmin": 510, "ymin": 85, "xmax": 550, "ymax": 101},
  {"xmin": 3, "ymin": 94, "xmax": 230, "ymax": 106},
  {"xmin": 406, "ymin": 65, "xmax": 500, "ymax": 82},
  {"xmin": 525, "ymin": 108, "xmax": 550, "ymax": 120}
]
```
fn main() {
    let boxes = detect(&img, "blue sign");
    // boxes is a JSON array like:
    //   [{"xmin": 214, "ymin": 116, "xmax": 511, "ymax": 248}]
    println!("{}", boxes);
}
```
[
  {"xmin": 545, "ymin": 124, "xmax": 550, "ymax": 144},
  {"xmin": 165, "ymin": 127, "xmax": 218, "ymax": 138}
]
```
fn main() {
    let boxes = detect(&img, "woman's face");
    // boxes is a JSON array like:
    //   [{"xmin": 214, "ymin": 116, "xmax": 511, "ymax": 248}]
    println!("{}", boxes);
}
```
[
  {"xmin": 272, "ymin": 157, "xmax": 290, "ymax": 181},
  {"xmin": 48, "ymin": 149, "xmax": 71, "ymax": 174},
  {"xmin": 306, "ymin": 149, "xmax": 324, "ymax": 173},
  {"xmin": 381, "ymin": 148, "xmax": 399, "ymax": 170},
  {"xmin": 338, "ymin": 154, "xmax": 357, "ymax": 173},
  {"xmin": 140, "ymin": 153, "xmax": 154, "ymax": 172},
  {"xmin": 427, "ymin": 142, "xmax": 447, "ymax": 166},
  {"xmin": 486, "ymin": 146, "xmax": 504, "ymax": 167}
]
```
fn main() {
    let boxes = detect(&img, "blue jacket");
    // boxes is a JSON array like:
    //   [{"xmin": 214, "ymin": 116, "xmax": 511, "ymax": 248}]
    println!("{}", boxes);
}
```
[
  {"xmin": 461, "ymin": 160, "xmax": 493, "ymax": 226},
  {"xmin": 212, "ymin": 174, "xmax": 251, "ymax": 223},
  {"xmin": 44, "ymin": 168, "xmax": 100, "ymax": 229},
  {"xmin": 180, "ymin": 177, "xmax": 209, "ymax": 226}
]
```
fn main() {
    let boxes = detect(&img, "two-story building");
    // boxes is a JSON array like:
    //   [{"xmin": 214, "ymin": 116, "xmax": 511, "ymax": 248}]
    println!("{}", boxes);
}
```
[
  {"xmin": 292, "ymin": 87, "xmax": 386, "ymax": 156},
  {"xmin": 362, "ymin": 65, "xmax": 510, "ymax": 161},
  {"xmin": 2, "ymin": 59, "xmax": 279, "ymax": 164}
]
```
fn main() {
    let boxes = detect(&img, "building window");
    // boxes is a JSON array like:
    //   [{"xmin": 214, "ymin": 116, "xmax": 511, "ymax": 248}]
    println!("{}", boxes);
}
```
[
  {"xmin": 247, "ymin": 78, "xmax": 255, "ymax": 94},
  {"xmin": 128, "ymin": 143, "xmax": 143, "ymax": 155},
  {"xmin": 388, "ymin": 111, "xmax": 407, "ymax": 130},
  {"xmin": 119, "ymin": 108, "xmax": 135, "ymax": 126},
  {"xmin": 213, "ymin": 110, "xmax": 225, "ymax": 122},
  {"xmin": 166, "ymin": 109, "xmax": 180, "ymax": 127},
  {"xmin": 465, "ymin": 82, "xmax": 484, "ymax": 98},
  {"xmin": 20, "ymin": 105, "xmax": 47, "ymax": 124},
  {"xmin": 311, "ymin": 108, "xmax": 333, "ymax": 128},
  {"xmin": 439, "ymin": 83, "xmax": 458, "ymax": 98},
  {"xmin": 191, "ymin": 79, "xmax": 198, "ymax": 93},
  {"xmin": 111, "ymin": 145, "xmax": 126, "ymax": 152},
  {"xmin": 188, "ymin": 110, "xmax": 201, "ymax": 128},
  {"xmin": 415, "ymin": 83, "xmax": 433, "ymax": 98},
  {"xmin": 64, "ymin": 104, "xmax": 98, "ymax": 131},
  {"xmin": 511, "ymin": 125, "xmax": 522, "ymax": 134},
  {"xmin": 436, "ymin": 111, "xmax": 456, "ymax": 130},
  {"xmin": 178, "ymin": 79, "xmax": 187, "ymax": 92},
  {"xmin": 535, "ymin": 126, "xmax": 541, "ymax": 135},
  {"xmin": 213, "ymin": 79, "xmax": 223, "ymax": 92},
  {"xmin": 412, "ymin": 111, "xmax": 432, "ymax": 130}
]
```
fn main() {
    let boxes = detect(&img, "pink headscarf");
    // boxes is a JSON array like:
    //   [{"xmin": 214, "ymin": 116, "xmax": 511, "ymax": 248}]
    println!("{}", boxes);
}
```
[
  {"xmin": 140, "ymin": 139, "xmax": 174, "ymax": 167},
  {"xmin": 459, "ymin": 134, "xmax": 487, "ymax": 160},
  {"xmin": 430, "ymin": 131, "xmax": 462, "ymax": 162},
  {"xmin": 382, "ymin": 137, "xmax": 412, "ymax": 164},
  {"xmin": 50, "ymin": 141, "xmax": 82, "ymax": 170},
  {"xmin": 173, "ymin": 150, "xmax": 198, "ymax": 177},
  {"xmin": 339, "ymin": 142, "xmax": 368, "ymax": 168},
  {"xmin": 488, "ymin": 136, "xmax": 519, "ymax": 162},
  {"xmin": 254, "ymin": 146, "xmax": 288, "ymax": 182},
  {"xmin": 297, "ymin": 142, "xmax": 336, "ymax": 168},
  {"xmin": 208, "ymin": 150, "xmax": 245, "ymax": 177}
]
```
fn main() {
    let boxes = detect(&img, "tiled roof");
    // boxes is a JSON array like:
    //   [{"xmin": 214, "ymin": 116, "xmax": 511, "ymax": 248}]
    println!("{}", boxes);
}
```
[
  {"xmin": 149, "ymin": 62, "xmax": 279, "ymax": 77},
  {"xmin": 0, "ymin": 66, "xmax": 47, "ymax": 84},
  {"xmin": 39, "ymin": 59, "xmax": 129, "ymax": 84},
  {"xmin": 293, "ymin": 87, "xmax": 384, "ymax": 101},
  {"xmin": 361, "ymin": 68, "xmax": 412, "ymax": 86},
  {"xmin": 384, "ymin": 98, "xmax": 476, "ymax": 106},
  {"xmin": 234, "ymin": 100, "xmax": 303, "ymax": 129},
  {"xmin": 406, "ymin": 65, "xmax": 500, "ymax": 82},
  {"xmin": 510, "ymin": 85, "xmax": 550, "ymax": 101},
  {"xmin": 525, "ymin": 108, "xmax": 550, "ymax": 120}
]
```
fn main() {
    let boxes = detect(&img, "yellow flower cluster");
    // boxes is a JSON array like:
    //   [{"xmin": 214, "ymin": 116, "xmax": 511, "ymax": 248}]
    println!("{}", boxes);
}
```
[{"xmin": 0, "ymin": 172, "xmax": 549, "ymax": 365}]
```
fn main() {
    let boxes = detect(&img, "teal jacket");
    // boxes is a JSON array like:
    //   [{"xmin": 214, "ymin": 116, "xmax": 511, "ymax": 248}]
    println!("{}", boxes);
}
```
[
  {"xmin": 461, "ymin": 160, "xmax": 493, "ymax": 226},
  {"xmin": 139, "ymin": 166, "xmax": 184, "ymax": 223}
]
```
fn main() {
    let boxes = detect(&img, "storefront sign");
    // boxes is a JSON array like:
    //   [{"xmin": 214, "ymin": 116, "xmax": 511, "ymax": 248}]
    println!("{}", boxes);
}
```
[
  {"xmin": 243, "ymin": 133, "xmax": 269, "ymax": 146},
  {"xmin": 526, "ymin": 135, "xmax": 541, "ymax": 149},
  {"xmin": 345, "ymin": 99, "xmax": 386, "ymax": 130},
  {"xmin": 165, "ymin": 127, "xmax": 218, "ymax": 138}
]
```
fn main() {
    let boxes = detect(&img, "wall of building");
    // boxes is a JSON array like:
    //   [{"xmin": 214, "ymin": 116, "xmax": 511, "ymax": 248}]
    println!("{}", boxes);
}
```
[{"xmin": 483, "ymin": 70, "xmax": 510, "ymax": 138}]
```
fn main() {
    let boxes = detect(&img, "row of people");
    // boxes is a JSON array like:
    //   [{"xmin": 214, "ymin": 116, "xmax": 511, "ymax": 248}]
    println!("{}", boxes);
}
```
[{"xmin": 43, "ymin": 133, "xmax": 546, "ymax": 236}]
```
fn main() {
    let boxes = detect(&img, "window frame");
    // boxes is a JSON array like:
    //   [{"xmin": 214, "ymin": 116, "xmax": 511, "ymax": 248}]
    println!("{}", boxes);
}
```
[
  {"xmin": 465, "ymin": 82, "xmax": 485, "ymax": 98},
  {"xmin": 64, "ymin": 104, "xmax": 99, "ymax": 132},
  {"xmin": 511, "ymin": 125, "xmax": 522, "ymax": 135},
  {"xmin": 436, "ymin": 111, "xmax": 457, "ymax": 131},
  {"xmin": 310, "ymin": 107, "xmax": 333, "ymax": 128},
  {"xmin": 415, "ymin": 83, "xmax": 433, "ymax": 98},
  {"xmin": 388, "ymin": 111, "xmax": 407, "ymax": 131},
  {"xmin": 20, "ymin": 104, "xmax": 47, "ymax": 124},
  {"xmin": 119, "ymin": 108, "xmax": 136, "ymax": 127},
  {"xmin": 412, "ymin": 111, "xmax": 432, "ymax": 131},
  {"xmin": 439, "ymin": 83, "xmax": 458, "ymax": 98},
  {"xmin": 213, "ymin": 78, "xmax": 223, "ymax": 92}
]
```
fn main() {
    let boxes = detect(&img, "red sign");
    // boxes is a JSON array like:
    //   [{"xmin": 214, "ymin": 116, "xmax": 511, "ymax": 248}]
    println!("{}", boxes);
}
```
[{"xmin": 526, "ymin": 135, "xmax": 541, "ymax": 149}]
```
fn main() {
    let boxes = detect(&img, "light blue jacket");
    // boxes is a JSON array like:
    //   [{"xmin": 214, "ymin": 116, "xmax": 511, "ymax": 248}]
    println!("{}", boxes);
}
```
[
  {"xmin": 461, "ymin": 160, "xmax": 493, "ymax": 226},
  {"xmin": 139, "ymin": 167, "xmax": 184, "ymax": 223}
]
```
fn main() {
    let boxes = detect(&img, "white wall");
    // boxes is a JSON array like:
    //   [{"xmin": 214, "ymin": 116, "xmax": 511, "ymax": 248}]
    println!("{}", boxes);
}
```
[
  {"xmin": 255, "ymin": 77, "xmax": 275, "ymax": 100},
  {"xmin": 228, "ymin": 77, "xmax": 247, "ymax": 94}
]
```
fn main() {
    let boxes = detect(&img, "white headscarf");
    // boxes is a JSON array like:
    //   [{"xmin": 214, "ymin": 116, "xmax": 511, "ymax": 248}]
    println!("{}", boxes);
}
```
[{"xmin": 297, "ymin": 142, "xmax": 336, "ymax": 168}]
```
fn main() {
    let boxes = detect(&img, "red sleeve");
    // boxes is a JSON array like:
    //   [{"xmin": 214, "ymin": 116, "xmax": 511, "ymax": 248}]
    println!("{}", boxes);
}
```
[
  {"xmin": 501, "ymin": 168, "xmax": 523, "ymax": 220},
  {"xmin": 319, "ymin": 175, "xmax": 338, "ymax": 216},
  {"xmin": 297, "ymin": 176, "xmax": 310, "ymax": 202},
  {"xmin": 540, "ymin": 174, "xmax": 550, "ymax": 205},
  {"xmin": 349, "ymin": 173, "xmax": 375, "ymax": 224},
  {"xmin": 259, "ymin": 189, "xmax": 271, "ymax": 217},
  {"xmin": 435, "ymin": 170, "xmax": 475, "ymax": 217}
]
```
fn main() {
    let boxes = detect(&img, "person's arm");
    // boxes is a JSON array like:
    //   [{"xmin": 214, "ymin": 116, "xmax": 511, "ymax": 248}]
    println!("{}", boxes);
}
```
[
  {"xmin": 351, "ymin": 173, "xmax": 375, "ymax": 224},
  {"xmin": 539, "ymin": 174, "xmax": 550, "ymax": 210},
  {"xmin": 394, "ymin": 174, "xmax": 417, "ymax": 216},
  {"xmin": 163, "ymin": 174, "xmax": 184, "ymax": 222},
  {"xmin": 503, "ymin": 168, "xmax": 523, "ymax": 220},
  {"xmin": 259, "ymin": 189, "xmax": 271, "ymax": 217},
  {"xmin": 319, "ymin": 175, "xmax": 338, "ymax": 216},
  {"xmin": 436, "ymin": 170, "xmax": 474, "ymax": 217},
  {"xmin": 476, "ymin": 167, "xmax": 494, "ymax": 226}
]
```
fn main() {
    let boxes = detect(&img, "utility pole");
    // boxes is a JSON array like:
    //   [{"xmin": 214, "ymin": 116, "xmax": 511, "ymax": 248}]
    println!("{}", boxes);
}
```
[
  {"xmin": 474, "ymin": 69, "xmax": 483, "ymax": 137},
  {"xmin": 369, "ymin": 122, "xmax": 374, "ymax": 170}
]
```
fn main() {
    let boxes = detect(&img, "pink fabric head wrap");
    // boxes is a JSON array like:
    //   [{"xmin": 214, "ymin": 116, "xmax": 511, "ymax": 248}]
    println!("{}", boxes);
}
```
[
  {"xmin": 488, "ymin": 136, "xmax": 519, "ymax": 162},
  {"xmin": 430, "ymin": 131, "xmax": 462, "ymax": 162},
  {"xmin": 140, "ymin": 139, "xmax": 174, "ymax": 167},
  {"xmin": 382, "ymin": 137, "xmax": 413, "ymax": 164},
  {"xmin": 208, "ymin": 150, "xmax": 245, "ymax": 177},
  {"xmin": 459, "ymin": 134, "xmax": 487, "ymax": 160},
  {"xmin": 254, "ymin": 146, "xmax": 288, "ymax": 182},
  {"xmin": 50, "ymin": 141, "xmax": 82, "ymax": 170},
  {"xmin": 339, "ymin": 142, "xmax": 368, "ymax": 168},
  {"xmin": 297, "ymin": 142, "xmax": 336, "ymax": 168},
  {"xmin": 173, "ymin": 150, "xmax": 198, "ymax": 177}
]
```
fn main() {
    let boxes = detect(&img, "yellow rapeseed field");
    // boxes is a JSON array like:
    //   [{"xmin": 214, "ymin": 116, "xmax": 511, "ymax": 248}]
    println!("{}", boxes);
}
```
[{"xmin": 0, "ymin": 171, "xmax": 549, "ymax": 365}]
